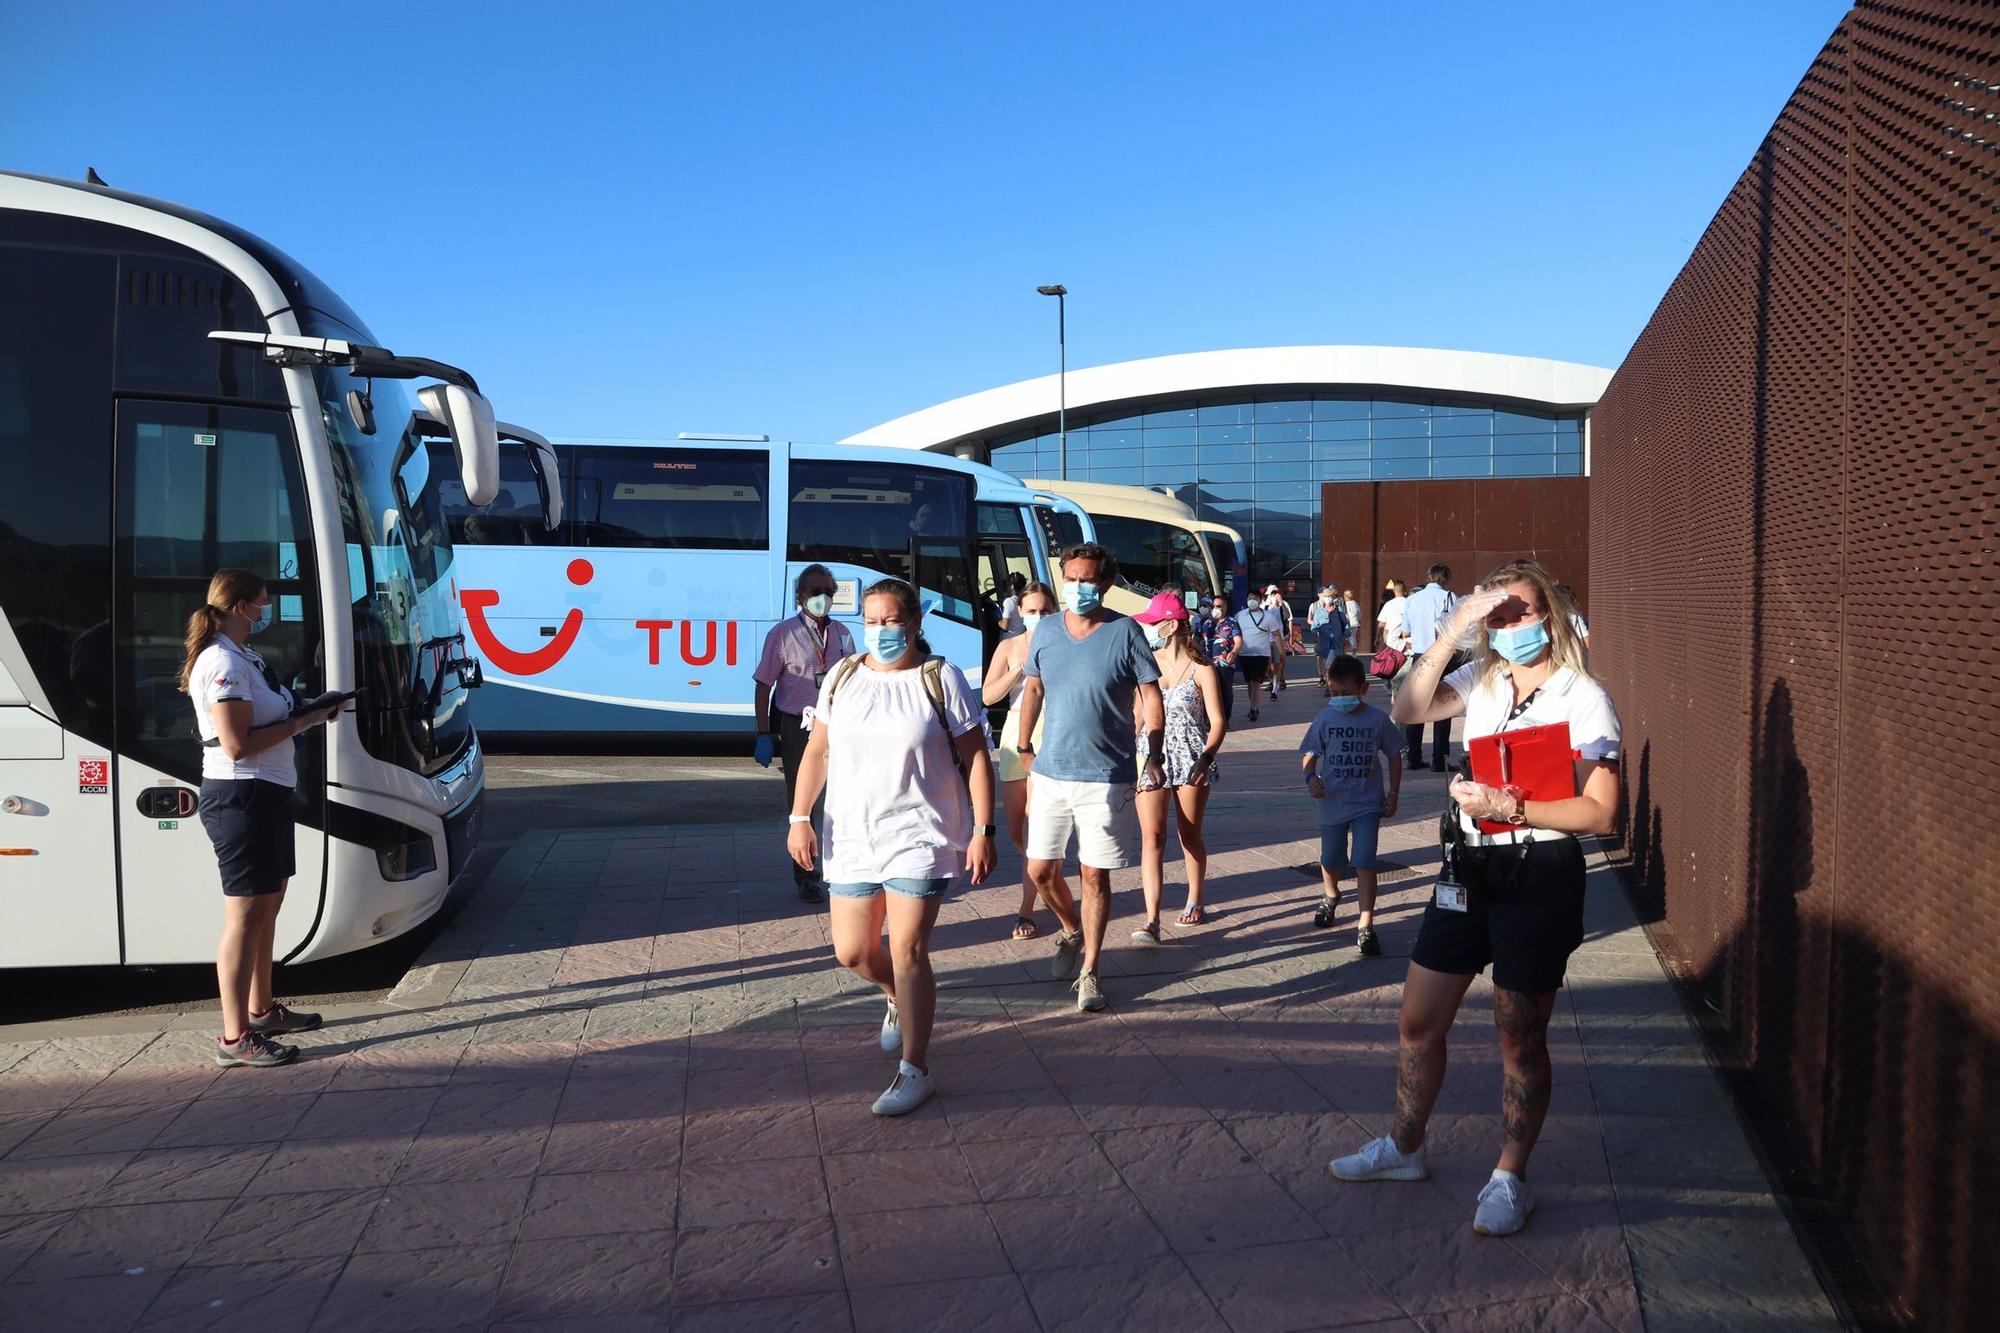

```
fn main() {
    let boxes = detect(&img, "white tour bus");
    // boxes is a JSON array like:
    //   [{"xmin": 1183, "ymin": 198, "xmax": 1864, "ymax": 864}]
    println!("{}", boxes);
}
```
[
  {"xmin": 433, "ymin": 438, "xmax": 1095, "ymax": 739},
  {"xmin": 0, "ymin": 171, "xmax": 557, "ymax": 968}
]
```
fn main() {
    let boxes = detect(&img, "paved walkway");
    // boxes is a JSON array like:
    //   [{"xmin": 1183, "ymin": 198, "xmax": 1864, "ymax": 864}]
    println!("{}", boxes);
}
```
[{"xmin": 0, "ymin": 675, "xmax": 1837, "ymax": 1331}]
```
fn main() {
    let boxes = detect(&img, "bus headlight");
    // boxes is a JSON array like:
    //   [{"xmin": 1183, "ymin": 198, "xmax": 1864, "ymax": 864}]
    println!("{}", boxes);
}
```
[
  {"xmin": 327, "ymin": 802, "xmax": 440, "ymax": 883},
  {"xmin": 377, "ymin": 831, "xmax": 438, "ymax": 883}
]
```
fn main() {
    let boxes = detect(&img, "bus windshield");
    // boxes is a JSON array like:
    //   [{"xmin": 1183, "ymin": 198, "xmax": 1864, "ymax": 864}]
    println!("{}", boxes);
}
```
[
  {"xmin": 312, "ymin": 349, "xmax": 472, "ymax": 778},
  {"xmin": 1091, "ymin": 512, "xmax": 1215, "ymax": 599}
]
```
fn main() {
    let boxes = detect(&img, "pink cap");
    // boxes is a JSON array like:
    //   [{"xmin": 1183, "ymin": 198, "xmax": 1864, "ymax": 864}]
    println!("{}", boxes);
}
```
[{"xmin": 1133, "ymin": 592, "xmax": 1189, "ymax": 624}]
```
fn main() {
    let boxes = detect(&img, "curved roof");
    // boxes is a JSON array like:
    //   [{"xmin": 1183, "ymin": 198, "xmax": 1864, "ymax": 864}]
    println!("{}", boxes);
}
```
[{"xmin": 842, "ymin": 345, "xmax": 1613, "ymax": 452}]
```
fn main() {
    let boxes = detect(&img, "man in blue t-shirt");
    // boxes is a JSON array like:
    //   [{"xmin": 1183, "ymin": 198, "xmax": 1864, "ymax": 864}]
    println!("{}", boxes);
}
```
[
  {"xmin": 1015, "ymin": 543, "xmax": 1165, "ymax": 1013},
  {"xmin": 1299, "ymin": 654, "xmax": 1402, "ymax": 956},
  {"xmin": 1401, "ymin": 564, "xmax": 1458, "ymax": 770}
]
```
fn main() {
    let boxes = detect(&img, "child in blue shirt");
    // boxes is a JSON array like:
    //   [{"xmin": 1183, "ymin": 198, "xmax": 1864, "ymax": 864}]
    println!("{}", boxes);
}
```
[{"xmin": 1299, "ymin": 654, "xmax": 1402, "ymax": 955}]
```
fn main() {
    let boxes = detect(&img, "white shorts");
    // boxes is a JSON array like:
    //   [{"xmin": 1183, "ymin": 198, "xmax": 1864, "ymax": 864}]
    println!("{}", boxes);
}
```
[{"xmin": 1025, "ymin": 776, "xmax": 1139, "ymax": 870}]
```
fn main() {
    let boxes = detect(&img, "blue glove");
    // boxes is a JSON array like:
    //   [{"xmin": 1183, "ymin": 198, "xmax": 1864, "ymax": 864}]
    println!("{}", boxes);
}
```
[{"xmin": 753, "ymin": 734, "xmax": 776, "ymax": 768}]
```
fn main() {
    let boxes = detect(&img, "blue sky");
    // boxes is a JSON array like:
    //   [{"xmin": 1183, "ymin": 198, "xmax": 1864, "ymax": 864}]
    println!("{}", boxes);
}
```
[{"xmin": 2, "ymin": 1, "xmax": 1850, "ymax": 443}]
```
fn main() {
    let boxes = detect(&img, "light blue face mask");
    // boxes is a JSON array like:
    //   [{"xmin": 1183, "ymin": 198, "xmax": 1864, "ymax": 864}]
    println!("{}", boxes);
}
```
[
  {"xmin": 1491, "ymin": 620, "xmax": 1550, "ymax": 664},
  {"xmin": 863, "ymin": 624, "xmax": 909, "ymax": 664},
  {"xmin": 803, "ymin": 593, "xmax": 831, "ymax": 619},
  {"xmin": 1327, "ymin": 694, "xmax": 1362, "ymax": 713},
  {"xmin": 246, "ymin": 601, "xmax": 273, "ymax": 634},
  {"xmin": 1065, "ymin": 581, "xmax": 1101, "ymax": 613},
  {"xmin": 1143, "ymin": 624, "xmax": 1168, "ymax": 649}
]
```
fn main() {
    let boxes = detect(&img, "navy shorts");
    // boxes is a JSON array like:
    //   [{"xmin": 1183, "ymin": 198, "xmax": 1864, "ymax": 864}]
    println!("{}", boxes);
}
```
[
  {"xmin": 198, "ymin": 778, "xmax": 296, "ymax": 897},
  {"xmin": 1411, "ymin": 837, "xmax": 1588, "ymax": 994},
  {"xmin": 1318, "ymin": 814, "xmax": 1381, "ymax": 874},
  {"xmin": 1238, "ymin": 655, "xmax": 1270, "ymax": 683}
]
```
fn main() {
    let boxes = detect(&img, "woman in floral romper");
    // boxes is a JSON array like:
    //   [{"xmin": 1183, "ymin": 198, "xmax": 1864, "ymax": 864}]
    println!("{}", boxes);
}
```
[{"xmin": 1129, "ymin": 593, "xmax": 1228, "ymax": 937}]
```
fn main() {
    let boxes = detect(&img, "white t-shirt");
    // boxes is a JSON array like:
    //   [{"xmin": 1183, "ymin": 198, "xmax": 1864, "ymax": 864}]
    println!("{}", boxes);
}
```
[
  {"xmin": 190, "ymin": 639, "xmax": 297, "ymax": 786},
  {"xmin": 1377, "ymin": 596, "xmax": 1409, "ymax": 648},
  {"xmin": 1343, "ymin": 599, "xmax": 1361, "ymax": 638},
  {"xmin": 1000, "ymin": 595, "xmax": 1019, "ymax": 629},
  {"xmin": 1442, "ymin": 662, "xmax": 1621, "ymax": 844},
  {"xmin": 814, "ymin": 659, "xmax": 984, "ymax": 883},
  {"xmin": 1234, "ymin": 607, "xmax": 1282, "ymax": 657}
]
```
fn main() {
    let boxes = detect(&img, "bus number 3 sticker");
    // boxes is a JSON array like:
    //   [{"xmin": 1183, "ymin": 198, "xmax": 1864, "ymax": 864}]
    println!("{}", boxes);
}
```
[{"xmin": 78, "ymin": 758, "xmax": 109, "ymax": 794}]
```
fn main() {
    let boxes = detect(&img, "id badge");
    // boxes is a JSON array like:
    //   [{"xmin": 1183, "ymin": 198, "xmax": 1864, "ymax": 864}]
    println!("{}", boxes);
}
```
[{"xmin": 1434, "ymin": 868, "xmax": 1468, "ymax": 913}]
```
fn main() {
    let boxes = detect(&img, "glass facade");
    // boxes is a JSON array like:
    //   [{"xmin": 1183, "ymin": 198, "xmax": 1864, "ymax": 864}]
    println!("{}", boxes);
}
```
[{"xmin": 984, "ymin": 393, "xmax": 1586, "ymax": 589}]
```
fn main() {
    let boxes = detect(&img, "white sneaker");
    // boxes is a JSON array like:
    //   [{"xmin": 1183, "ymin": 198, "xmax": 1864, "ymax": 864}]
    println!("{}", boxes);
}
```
[
  {"xmin": 871, "ymin": 1060, "xmax": 935, "ymax": 1116},
  {"xmin": 1050, "ymin": 930, "xmax": 1084, "ymax": 981},
  {"xmin": 1327, "ymin": 1135, "xmax": 1429, "ymax": 1181},
  {"xmin": 879, "ymin": 999, "xmax": 900, "ymax": 1055},
  {"xmin": 1473, "ymin": 1170, "xmax": 1535, "ymax": 1235}
]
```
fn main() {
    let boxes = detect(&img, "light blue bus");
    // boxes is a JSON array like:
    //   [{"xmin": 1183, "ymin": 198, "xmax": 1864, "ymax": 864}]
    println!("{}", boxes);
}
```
[{"xmin": 428, "ymin": 438, "xmax": 1094, "ymax": 739}]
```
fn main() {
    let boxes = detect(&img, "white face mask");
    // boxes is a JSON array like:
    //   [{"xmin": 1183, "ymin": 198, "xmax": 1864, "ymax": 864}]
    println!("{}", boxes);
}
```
[
  {"xmin": 1020, "ymin": 611, "xmax": 1046, "ymax": 630},
  {"xmin": 803, "ymin": 593, "xmax": 831, "ymax": 619}
]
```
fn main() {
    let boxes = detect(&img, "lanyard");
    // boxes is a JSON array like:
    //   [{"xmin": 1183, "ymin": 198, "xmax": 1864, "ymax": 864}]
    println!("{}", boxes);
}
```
[{"xmin": 802, "ymin": 614, "xmax": 832, "ymax": 670}]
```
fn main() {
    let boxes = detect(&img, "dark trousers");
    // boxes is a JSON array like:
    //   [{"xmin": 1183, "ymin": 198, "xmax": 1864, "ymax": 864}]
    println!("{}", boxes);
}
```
[
  {"xmin": 1405, "ymin": 719, "xmax": 1451, "ymax": 767},
  {"xmin": 775, "ymin": 708, "xmax": 822, "ymax": 886},
  {"xmin": 1212, "ymin": 664, "xmax": 1235, "ymax": 724}
]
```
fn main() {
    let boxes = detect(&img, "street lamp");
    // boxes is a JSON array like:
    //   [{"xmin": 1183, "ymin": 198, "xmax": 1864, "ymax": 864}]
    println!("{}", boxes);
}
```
[{"xmin": 1036, "ymin": 284, "xmax": 1067, "ymax": 479}]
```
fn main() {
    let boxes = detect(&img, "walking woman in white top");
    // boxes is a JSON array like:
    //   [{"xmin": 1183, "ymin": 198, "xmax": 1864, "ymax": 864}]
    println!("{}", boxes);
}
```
[
  {"xmin": 183, "ymin": 569, "xmax": 341, "ymax": 1068},
  {"xmin": 1129, "ymin": 594, "xmax": 1226, "ymax": 938},
  {"xmin": 982, "ymin": 580, "xmax": 1063, "ymax": 940},
  {"xmin": 787, "ymin": 578, "xmax": 997, "ymax": 1116}
]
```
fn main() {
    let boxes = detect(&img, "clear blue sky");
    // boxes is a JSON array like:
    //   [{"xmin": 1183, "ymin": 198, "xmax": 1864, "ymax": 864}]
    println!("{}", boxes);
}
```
[{"xmin": 2, "ymin": 1, "xmax": 1850, "ymax": 444}]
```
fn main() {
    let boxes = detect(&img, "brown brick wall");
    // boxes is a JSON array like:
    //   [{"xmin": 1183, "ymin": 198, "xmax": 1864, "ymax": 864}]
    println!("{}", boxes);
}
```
[
  {"xmin": 1320, "ymin": 477, "xmax": 1590, "ymax": 651},
  {"xmin": 1588, "ymin": 3, "xmax": 1999, "ymax": 1326}
]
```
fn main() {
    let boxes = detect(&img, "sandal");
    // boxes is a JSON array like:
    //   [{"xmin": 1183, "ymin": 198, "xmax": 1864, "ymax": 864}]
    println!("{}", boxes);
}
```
[
  {"xmin": 1011, "ymin": 916, "xmax": 1038, "ymax": 941},
  {"xmin": 1130, "ymin": 921, "xmax": 1161, "ymax": 946},
  {"xmin": 1177, "ymin": 905, "xmax": 1205, "ymax": 927},
  {"xmin": 1312, "ymin": 894, "xmax": 1341, "ymax": 929}
]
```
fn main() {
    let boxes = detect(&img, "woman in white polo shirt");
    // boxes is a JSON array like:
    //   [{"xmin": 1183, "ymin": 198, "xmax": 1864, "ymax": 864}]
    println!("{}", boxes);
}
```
[
  {"xmin": 1328, "ymin": 559, "xmax": 1620, "ymax": 1240},
  {"xmin": 182, "ymin": 568, "xmax": 340, "ymax": 1069},
  {"xmin": 786, "ymin": 578, "xmax": 996, "ymax": 1116}
]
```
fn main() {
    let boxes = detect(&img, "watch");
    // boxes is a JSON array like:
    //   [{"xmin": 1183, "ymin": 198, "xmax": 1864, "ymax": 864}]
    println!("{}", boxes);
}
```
[
  {"xmin": 972, "ymin": 824, "xmax": 997, "ymax": 837},
  {"xmin": 1017, "ymin": 743, "xmax": 1035, "ymax": 756}
]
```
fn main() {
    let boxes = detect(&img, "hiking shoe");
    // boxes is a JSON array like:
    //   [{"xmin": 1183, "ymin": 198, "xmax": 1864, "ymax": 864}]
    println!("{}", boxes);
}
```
[
  {"xmin": 1073, "ymin": 970, "xmax": 1107, "ymax": 1013},
  {"xmin": 215, "ymin": 1031, "xmax": 299, "ymax": 1069},
  {"xmin": 1357, "ymin": 926, "xmax": 1382, "ymax": 957},
  {"xmin": 879, "ymin": 998, "xmax": 901, "ymax": 1055},
  {"xmin": 872, "ymin": 1061, "xmax": 935, "ymax": 1116},
  {"xmin": 1050, "ymin": 929, "xmax": 1085, "ymax": 981},
  {"xmin": 1328, "ymin": 1135, "xmax": 1428, "ymax": 1181},
  {"xmin": 1130, "ymin": 921, "xmax": 1161, "ymax": 947},
  {"xmin": 247, "ymin": 1001, "xmax": 321, "ymax": 1036},
  {"xmin": 1474, "ymin": 1171, "xmax": 1535, "ymax": 1235}
]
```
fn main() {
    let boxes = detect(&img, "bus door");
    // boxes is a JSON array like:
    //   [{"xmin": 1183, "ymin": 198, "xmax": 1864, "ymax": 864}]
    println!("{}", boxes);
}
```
[
  {"xmin": 109, "ymin": 401, "xmax": 328, "ymax": 964},
  {"xmin": 973, "ymin": 502, "xmax": 1037, "ymax": 662}
]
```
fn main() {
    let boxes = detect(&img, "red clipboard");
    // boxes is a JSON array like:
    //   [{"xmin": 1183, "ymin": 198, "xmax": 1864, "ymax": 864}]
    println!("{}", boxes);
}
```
[{"xmin": 1466, "ymin": 721, "xmax": 1578, "ymax": 835}]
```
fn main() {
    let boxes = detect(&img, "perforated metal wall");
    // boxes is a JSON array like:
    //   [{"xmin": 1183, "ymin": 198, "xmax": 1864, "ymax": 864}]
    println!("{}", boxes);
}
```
[{"xmin": 1589, "ymin": 4, "xmax": 1998, "ymax": 1326}]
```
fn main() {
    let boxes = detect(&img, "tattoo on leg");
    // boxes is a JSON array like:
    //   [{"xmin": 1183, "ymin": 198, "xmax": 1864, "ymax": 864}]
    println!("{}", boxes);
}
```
[
  {"xmin": 1495, "ymin": 988, "xmax": 1552, "ymax": 1145},
  {"xmin": 1391, "ymin": 1042, "xmax": 1426, "ymax": 1148}
]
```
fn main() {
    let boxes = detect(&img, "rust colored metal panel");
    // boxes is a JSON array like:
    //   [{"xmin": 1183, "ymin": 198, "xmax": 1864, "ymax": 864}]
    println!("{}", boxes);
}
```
[
  {"xmin": 1417, "ymin": 481, "xmax": 1477, "ymax": 553},
  {"xmin": 1477, "ymin": 479, "xmax": 1537, "ymax": 551},
  {"xmin": 1589, "ymin": 3, "xmax": 2000, "ymax": 1325},
  {"xmin": 1375, "ymin": 483, "xmax": 1423, "ymax": 553}
]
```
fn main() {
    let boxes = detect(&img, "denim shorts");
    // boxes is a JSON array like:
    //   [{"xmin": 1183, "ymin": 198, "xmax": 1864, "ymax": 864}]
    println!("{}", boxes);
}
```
[
  {"xmin": 827, "ymin": 877, "xmax": 955, "ymax": 901},
  {"xmin": 1318, "ymin": 813, "xmax": 1381, "ymax": 874}
]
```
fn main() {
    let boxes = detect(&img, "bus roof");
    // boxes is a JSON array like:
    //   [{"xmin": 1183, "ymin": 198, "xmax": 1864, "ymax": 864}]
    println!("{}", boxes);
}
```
[{"xmin": 1021, "ymin": 478, "xmax": 1203, "ymax": 523}]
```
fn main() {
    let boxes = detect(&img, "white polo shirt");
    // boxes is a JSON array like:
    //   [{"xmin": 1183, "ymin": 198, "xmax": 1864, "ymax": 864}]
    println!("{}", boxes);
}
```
[
  {"xmin": 189, "ymin": 639, "xmax": 297, "ymax": 786},
  {"xmin": 1442, "ymin": 661, "xmax": 1621, "ymax": 844}
]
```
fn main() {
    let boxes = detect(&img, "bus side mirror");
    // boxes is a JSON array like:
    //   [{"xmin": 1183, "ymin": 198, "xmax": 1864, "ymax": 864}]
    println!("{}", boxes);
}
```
[{"xmin": 417, "ymin": 384, "xmax": 500, "ymax": 506}]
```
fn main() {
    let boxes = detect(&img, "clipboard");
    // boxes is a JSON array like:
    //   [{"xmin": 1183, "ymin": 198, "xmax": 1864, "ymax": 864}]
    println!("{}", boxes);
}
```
[{"xmin": 1466, "ymin": 721, "xmax": 1577, "ymax": 835}]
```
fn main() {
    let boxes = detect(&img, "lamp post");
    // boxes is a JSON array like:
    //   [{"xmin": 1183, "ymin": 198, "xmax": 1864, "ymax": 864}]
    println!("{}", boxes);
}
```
[{"xmin": 1036, "ymin": 284, "xmax": 1067, "ymax": 479}]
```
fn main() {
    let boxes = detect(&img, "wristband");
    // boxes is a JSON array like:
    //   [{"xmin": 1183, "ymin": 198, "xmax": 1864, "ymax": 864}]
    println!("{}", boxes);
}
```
[
  {"xmin": 972, "ymin": 824, "xmax": 997, "ymax": 837},
  {"xmin": 787, "ymin": 814, "xmax": 811, "ymax": 825}
]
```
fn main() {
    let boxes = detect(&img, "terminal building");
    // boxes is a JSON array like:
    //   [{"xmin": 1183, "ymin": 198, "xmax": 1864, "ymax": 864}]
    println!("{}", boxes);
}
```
[{"xmin": 845, "ymin": 346, "xmax": 1612, "ymax": 621}]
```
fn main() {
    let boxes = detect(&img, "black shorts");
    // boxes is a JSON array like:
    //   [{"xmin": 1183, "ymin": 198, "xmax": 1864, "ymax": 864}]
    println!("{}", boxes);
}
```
[
  {"xmin": 1238, "ymin": 654, "xmax": 1270, "ymax": 683},
  {"xmin": 198, "ymin": 778, "xmax": 297, "ymax": 897},
  {"xmin": 1410, "ymin": 837, "xmax": 1587, "ymax": 994}
]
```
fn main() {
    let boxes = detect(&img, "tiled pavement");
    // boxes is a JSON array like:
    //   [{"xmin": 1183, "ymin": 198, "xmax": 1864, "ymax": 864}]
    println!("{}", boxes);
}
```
[{"xmin": 0, "ymin": 675, "xmax": 1838, "ymax": 1331}]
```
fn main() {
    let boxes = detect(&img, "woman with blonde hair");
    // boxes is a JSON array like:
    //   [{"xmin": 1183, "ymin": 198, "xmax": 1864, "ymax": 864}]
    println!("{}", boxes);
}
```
[
  {"xmin": 1128, "ymin": 593, "xmax": 1226, "ymax": 937},
  {"xmin": 982, "ymin": 579, "xmax": 1063, "ymax": 939},
  {"xmin": 183, "ymin": 569, "xmax": 341, "ymax": 1068},
  {"xmin": 1329, "ymin": 559, "xmax": 1621, "ymax": 1239}
]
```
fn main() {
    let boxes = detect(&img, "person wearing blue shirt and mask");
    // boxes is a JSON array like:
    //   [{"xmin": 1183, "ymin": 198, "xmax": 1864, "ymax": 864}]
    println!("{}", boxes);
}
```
[
  {"xmin": 1332, "ymin": 559, "xmax": 1622, "ymax": 1240},
  {"xmin": 1299, "ymin": 654, "xmax": 1401, "ymax": 953},
  {"xmin": 1013, "ymin": 544, "xmax": 1165, "ymax": 1013}
]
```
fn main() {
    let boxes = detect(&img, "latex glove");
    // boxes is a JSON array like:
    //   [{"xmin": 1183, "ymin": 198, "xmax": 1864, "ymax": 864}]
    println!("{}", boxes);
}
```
[
  {"xmin": 1448, "ymin": 775, "xmax": 1521, "ymax": 822},
  {"xmin": 753, "ymin": 734, "xmax": 776, "ymax": 768},
  {"xmin": 1447, "ymin": 587, "xmax": 1511, "ymax": 643}
]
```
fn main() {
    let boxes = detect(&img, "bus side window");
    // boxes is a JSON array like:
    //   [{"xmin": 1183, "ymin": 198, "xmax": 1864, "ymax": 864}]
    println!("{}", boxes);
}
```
[
  {"xmin": 572, "ymin": 447, "xmax": 769, "ymax": 550},
  {"xmin": 435, "ymin": 441, "xmax": 565, "ymax": 546}
]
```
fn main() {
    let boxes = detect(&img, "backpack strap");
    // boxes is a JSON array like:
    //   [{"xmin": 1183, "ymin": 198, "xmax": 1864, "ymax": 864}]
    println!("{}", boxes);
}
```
[
  {"xmin": 921, "ymin": 656, "xmax": 971, "ymax": 783},
  {"xmin": 823, "ymin": 653, "xmax": 868, "ymax": 711}
]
